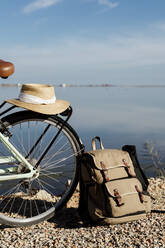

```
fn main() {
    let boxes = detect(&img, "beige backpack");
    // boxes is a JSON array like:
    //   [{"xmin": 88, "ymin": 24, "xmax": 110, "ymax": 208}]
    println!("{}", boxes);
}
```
[{"xmin": 78, "ymin": 137, "xmax": 151, "ymax": 224}]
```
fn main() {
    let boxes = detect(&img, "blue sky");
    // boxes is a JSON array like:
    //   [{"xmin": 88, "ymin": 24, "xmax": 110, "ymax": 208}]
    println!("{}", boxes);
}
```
[{"xmin": 1, "ymin": 0, "xmax": 165, "ymax": 85}]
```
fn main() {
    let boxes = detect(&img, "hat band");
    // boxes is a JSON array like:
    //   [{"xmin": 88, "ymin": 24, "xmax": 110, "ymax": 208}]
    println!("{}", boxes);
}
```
[{"xmin": 19, "ymin": 93, "xmax": 56, "ymax": 105}]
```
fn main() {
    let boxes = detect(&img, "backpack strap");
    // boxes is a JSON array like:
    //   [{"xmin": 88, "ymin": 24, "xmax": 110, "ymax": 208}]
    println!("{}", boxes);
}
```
[{"xmin": 122, "ymin": 145, "xmax": 149, "ymax": 190}]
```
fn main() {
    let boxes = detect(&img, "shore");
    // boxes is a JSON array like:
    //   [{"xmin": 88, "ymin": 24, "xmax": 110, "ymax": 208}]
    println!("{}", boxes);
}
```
[
  {"xmin": 1, "ymin": 83, "xmax": 165, "ymax": 88},
  {"xmin": 0, "ymin": 177, "xmax": 164, "ymax": 248}
]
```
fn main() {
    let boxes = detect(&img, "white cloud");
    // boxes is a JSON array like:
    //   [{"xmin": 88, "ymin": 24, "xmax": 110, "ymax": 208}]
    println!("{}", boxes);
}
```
[
  {"xmin": 2, "ymin": 25, "xmax": 165, "ymax": 84},
  {"xmin": 152, "ymin": 22, "xmax": 165, "ymax": 32},
  {"xmin": 23, "ymin": 0, "xmax": 62, "ymax": 13},
  {"xmin": 4, "ymin": 36, "xmax": 165, "ymax": 68},
  {"xmin": 98, "ymin": 0, "xmax": 119, "ymax": 9}
]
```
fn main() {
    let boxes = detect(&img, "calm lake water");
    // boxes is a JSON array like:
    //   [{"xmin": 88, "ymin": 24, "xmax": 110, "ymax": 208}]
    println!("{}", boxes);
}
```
[{"xmin": 0, "ymin": 85, "xmax": 165, "ymax": 177}]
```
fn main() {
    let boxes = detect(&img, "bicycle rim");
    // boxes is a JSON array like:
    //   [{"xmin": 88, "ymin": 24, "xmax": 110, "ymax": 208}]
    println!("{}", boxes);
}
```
[{"xmin": 0, "ymin": 111, "xmax": 82, "ymax": 226}]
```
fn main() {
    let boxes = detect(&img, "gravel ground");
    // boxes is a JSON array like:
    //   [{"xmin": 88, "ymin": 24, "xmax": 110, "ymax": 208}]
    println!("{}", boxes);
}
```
[{"xmin": 0, "ymin": 177, "xmax": 164, "ymax": 248}]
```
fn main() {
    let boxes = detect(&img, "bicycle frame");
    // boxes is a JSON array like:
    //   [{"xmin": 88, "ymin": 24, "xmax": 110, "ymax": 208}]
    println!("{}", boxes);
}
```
[
  {"xmin": 0, "ymin": 132, "xmax": 36, "ymax": 181},
  {"xmin": 0, "ymin": 103, "xmax": 74, "ymax": 182}
]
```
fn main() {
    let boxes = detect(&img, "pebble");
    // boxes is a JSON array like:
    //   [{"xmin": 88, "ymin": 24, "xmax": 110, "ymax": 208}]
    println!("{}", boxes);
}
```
[{"xmin": 0, "ymin": 177, "xmax": 164, "ymax": 248}]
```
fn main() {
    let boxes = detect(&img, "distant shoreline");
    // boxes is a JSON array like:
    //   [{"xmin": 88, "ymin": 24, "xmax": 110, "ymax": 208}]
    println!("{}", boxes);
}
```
[{"xmin": 1, "ymin": 83, "xmax": 165, "ymax": 88}]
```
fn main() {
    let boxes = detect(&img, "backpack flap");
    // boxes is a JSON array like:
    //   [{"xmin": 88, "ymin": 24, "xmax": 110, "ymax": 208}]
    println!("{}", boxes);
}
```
[{"xmin": 88, "ymin": 149, "xmax": 136, "ymax": 183}]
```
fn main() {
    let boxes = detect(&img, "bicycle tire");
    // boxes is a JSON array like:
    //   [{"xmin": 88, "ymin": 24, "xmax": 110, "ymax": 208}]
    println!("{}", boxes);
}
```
[{"xmin": 0, "ymin": 110, "xmax": 83, "ymax": 226}]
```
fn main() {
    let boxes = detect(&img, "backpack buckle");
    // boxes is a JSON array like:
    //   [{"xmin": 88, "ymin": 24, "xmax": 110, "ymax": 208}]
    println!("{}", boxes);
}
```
[
  {"xmin": 114, "ymin": 189, "xmax": 124, "ymax": 207},
  {"xmin": 135, "ymin": 185, "xmax": 144, "ymax": 203},
  {"xmin": 100, "ymin": 161, "xmax": 110, "ymax": 182},
  {"xmin": 122, "ymin": 159, "xmax": 135, "ymax": 177}
]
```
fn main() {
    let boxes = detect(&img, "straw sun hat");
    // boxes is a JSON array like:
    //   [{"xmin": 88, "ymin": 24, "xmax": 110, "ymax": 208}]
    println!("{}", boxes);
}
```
[{"xmin": 6, "ymin": 84, "xmax": 70, "ymax": 115}]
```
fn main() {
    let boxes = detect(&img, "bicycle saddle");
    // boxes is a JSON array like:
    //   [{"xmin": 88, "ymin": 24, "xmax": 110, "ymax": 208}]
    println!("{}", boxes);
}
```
[{"xmin": 0, "ymin": 59, "xmax": 14, "ymax": 79}]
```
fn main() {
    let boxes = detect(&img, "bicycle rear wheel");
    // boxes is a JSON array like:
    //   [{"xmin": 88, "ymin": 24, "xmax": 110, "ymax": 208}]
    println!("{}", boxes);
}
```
[{"xmin": 0, "ymin": 110, "xmax": 82, "ymax": 226}]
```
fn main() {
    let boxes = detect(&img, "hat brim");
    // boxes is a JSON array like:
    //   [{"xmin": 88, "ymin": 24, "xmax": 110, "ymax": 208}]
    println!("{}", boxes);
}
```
[{"xmin": 5, "ymin": 98, "xmax": 70, "ymax": 115}]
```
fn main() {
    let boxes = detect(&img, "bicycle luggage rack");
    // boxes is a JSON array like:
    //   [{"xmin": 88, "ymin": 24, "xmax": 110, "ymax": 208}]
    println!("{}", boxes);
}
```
[{"xmin": 0, "ymin": 101, "xmax": 16, "ymax": 117}]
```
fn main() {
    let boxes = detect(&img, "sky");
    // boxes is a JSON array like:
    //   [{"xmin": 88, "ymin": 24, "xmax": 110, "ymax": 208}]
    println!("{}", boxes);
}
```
[{"xmin": 1, "ymin": 0, "xmax": 165, "ymax": 85}]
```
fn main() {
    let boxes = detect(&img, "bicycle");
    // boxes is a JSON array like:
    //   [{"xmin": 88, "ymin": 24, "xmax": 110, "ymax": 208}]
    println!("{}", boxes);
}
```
[{"xmin": 0, "ymin": 60, "xmax": 84, "ymax": 227}]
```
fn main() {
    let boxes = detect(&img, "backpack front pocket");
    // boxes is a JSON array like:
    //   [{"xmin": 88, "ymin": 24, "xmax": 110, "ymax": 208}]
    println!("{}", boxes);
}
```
[{"xmin": 105, "ymin": 178, "xmax": 147, "ymax": 217}]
